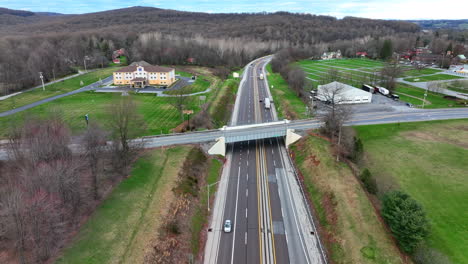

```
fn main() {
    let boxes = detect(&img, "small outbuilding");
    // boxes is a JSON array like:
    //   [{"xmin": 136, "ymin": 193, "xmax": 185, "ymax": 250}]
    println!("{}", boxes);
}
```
[{"xmin": 317, "ymin": 81, "xmax": 372, "ymax": 104}]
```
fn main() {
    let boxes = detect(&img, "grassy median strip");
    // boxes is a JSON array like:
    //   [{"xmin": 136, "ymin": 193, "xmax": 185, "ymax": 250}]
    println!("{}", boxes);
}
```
[
  {"xmin": 356, "ymin": 120, "xmax": 468, "ymax": 264},
  {"xmin": 0, "ymin": 67, "xmax": 120, "ymax": 113},
  {"xmin": 56, "ymin": 146, "xmax": 191, "ymax": 264},
  {"xmin": 291, "ymin": 135, "xmax": 404, "ymax": 264}
]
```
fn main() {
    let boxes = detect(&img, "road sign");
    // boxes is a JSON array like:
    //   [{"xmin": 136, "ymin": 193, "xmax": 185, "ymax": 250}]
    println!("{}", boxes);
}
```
[{"xmin": 183, "ymin": 110, "xmax": 194, "ymax": 115}]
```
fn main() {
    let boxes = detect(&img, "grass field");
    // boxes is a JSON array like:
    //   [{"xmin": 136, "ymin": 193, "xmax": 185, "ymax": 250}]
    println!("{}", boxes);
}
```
[
  {"xmin": 292, "ymin": 135, "xmax": 403, "ymax": 263},
  {"xmin": 355, "ymin": 120, "xmax": 468, "ymax": 263},
  {"xmin": 403, "ymin": 74, "xmax": 464, "ymax": 82},
  {"xmin": 0, "ymin": 91, "xmax": 203, "ymax": 137},
  {"xmin": 0, "ymin": 67, "xmax": 120, "ymax": 113},
  {"xmin": 266, "ymin": 64, "xmax": 309, "ymax": 119},
  {"xmin": 442, "ymin": 79, "xmax": 468, "ymax": 93},
  {"xmin": 55, "ymin": 146, "xmax": 191, "ymax": 264},
  {"xmin": 394, "ymin": 83, "xmax": 465, "ymax": 108},
  {"xmin": 401, "ymin": 68, "xmax": 442, "ymax": 77},
  {"xmin": 0, "ymin": 67, "xmax": 237, "ymax": 138},
  {"xmin": 296, "ymin": 58, "xmax": 463, "ymax": 108}
]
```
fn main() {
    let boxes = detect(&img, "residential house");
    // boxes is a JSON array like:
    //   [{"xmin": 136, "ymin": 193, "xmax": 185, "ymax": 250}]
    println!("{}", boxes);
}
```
[
  {"xmin": 321, "ymin": 50, "xmax": 342, "ymax": 60},
  {"xmin": 356, "ymin": 52, "xmax": 368, "ymax": 57},
  {"xmin": 113, "ymin": 63, "xmax": 176, "ymax": 88}
]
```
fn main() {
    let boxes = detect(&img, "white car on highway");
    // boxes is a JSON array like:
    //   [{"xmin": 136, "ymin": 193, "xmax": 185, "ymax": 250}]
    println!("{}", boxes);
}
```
[{"xmin": 224, "ymin": 220, "xmax": 232, "ymax": 233}]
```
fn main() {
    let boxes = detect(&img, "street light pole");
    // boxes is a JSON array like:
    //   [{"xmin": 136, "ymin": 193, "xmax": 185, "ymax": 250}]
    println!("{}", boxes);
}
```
[
  {"xmin": 39, "ymin": 72, "xmax": 45, "ymax": 91},
  {"xmin": 207, "ymin": 180, "xmax": 222, "ymax": 212}
]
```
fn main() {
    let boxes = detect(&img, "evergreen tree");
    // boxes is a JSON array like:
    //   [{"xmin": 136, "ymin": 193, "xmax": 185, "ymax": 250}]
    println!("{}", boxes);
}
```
[
  {"xmin": 380, "ymin": 39, "xmax": 393, "ymax": 60},
  {"xmin": 381, "ymin": 191, "xmax": 430, "ymax": 253}
]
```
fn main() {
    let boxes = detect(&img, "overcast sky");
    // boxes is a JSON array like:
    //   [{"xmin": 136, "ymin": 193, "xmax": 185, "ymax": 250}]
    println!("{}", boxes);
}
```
[{"xmin": 3, "ymin": 0, "xmax": 468, "ymax": 20}]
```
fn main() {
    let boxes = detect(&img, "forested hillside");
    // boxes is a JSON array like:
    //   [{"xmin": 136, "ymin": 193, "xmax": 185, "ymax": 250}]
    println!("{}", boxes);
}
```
[{"xmin": 0, "ymin": 6, "xmax": 455, "ymax": 96}]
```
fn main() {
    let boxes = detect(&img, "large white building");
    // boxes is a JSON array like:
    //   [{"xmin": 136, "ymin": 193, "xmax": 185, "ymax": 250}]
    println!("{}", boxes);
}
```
[{"xmin": 316, "ymin": 81, "xmax": 372, "ymax": 104}]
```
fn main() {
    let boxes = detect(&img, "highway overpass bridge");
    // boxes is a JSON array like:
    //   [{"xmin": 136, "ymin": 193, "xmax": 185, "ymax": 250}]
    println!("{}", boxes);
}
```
[{"xmin": 138, "ymin": 107, "xmax": 468, "ymax": 156}]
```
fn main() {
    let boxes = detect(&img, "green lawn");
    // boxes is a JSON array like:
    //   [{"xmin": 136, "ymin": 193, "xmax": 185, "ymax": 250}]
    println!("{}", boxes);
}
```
[
  {"xmin": 0, "ymin": 91, "xmax": 202, "ymax": 137},
  {"xmin": 356, "ymin": 120, "xmax": 468, "ymax": 264},
  {"xmin": 295, "ymin": 59, "xmax": 465, "ymax": 109},
  {"xmin": 394, "ymin": 83, "xmax": 465, "ymax": 108},
  {"xmin": 442, "ymin": 79, "xmax": 468, "ymax": 93},
  {"xmin": 292, "ymin": 135, "xmax": 403, "ymax": 263},
  {"xmin": 0, "ymin": 67, "xmax": 238, "ymax": 138},
  {"xmin": 56, "ymin": 146, "xmax": 192, "ymax": 264},
  {"xmin": 0, "ymin": 67, "xmax": 121, "ymax": 113},
  {"xmin": 402, "ymin": 68, "xmax": 442, "ymax": 77},
  {"xmin": 266, "ymin": 64, "xmax": 309, "ymax": 119},
  {"xmin": 404, "ymin": 74, "xmax": 465, "ymax": 82}
]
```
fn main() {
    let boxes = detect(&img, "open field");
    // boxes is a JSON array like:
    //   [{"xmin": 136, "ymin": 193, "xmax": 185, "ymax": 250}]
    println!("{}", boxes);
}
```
[
  {"xmin": 355, "ymin": 120, "xmax": 468, "ymax": 263},
  {"xmin": 0, "ymin": 67, "xmax": 237, "ymax": 137},
  {"xmin": 401, "ymin": 68, "xmax": 442, "ymax": 77},
  {"xmin": 0, "ymin": 67, "xmax": 121, "ymax": 113},
  {"xmin": 266, "ymin": 64, "xmax": 309, "ymax": 119},
  {"xmin": 442, "ymin": 79, "xmax": 468, "ymax": 93},
  {"xmin": 55, "ymin": 146, "xmax": 191, "ymax": 264},
  {"xmin": 403, "ymin": 74, "xmax": 464, "ymax": 82},
  {"xmin": 0, "ymin": 91, "xmax": 202, "ymax": 137},
  {"xmin": 297, "ymin": 59, "xmax": 464, "ymax": 108},
  {"xmin": 394, "ymin": 83, "xmax": 466, "ymax": 108},
  {"xmin": 291, "ymin": 135, "xmax": 404, "ymax": 264}
]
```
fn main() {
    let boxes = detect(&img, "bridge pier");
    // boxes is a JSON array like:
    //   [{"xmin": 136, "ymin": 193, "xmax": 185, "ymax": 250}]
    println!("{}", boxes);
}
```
[
  {"xmin": 208, "ymin": 137, "xmax": 226, "ymax": 156},
  {"xmin": 285, "ymin": 129, "xmax": 302, "ymax": 148}
]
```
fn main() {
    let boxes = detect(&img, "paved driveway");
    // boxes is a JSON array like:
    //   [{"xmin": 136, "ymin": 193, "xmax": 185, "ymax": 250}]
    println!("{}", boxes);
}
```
[{"xmin": 0, "ymin": 76, "xmax": 113, "ymax": 118}]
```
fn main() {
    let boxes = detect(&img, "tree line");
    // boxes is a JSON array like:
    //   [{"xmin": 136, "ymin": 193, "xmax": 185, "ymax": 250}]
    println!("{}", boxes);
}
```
[{"xmin": 0, "ymin": 96, "xmax": 146, "ymax": 263}]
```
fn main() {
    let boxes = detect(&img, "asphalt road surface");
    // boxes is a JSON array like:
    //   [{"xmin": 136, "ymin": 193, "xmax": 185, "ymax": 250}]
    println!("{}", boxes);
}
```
[{"xmin": 204, "ymin": 56, "xmax": 326, "ymax": 264}]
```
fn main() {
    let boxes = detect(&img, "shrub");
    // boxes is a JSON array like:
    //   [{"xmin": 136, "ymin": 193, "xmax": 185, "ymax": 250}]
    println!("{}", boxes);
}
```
[
  {"xmin": 413, "ymin": 244, "xmax": 452, "ymax": 264},
  {"xmin": 360, "ymin": 169, "xmax": 377, "ymax": 194},
  {"xmin": 381, "ymin": 190, "xmax": 430, "ymax": 253}
]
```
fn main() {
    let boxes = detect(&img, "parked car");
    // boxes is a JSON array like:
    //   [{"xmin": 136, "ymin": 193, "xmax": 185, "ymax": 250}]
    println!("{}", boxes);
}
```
[
  {"xmin": 224, "ymin": 220, "xmax": 232, "ymax": 233},
  {"xmin": 406, "ymin": 102, "xmax": 413, "ymax": 108},
  {"xmin": 390, "ymin": 94, "xmax": 400, "ymax": 100}
]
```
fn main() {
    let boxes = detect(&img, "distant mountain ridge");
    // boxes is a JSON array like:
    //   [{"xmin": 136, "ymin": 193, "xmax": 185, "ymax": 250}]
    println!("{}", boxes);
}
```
[
  {"xmin": 408, "ymin": 19, "xmax": 468, "ymax": 30},
  {"xmin": 0, "ymin": 7, "xmax": 35, "ymax": 17}
]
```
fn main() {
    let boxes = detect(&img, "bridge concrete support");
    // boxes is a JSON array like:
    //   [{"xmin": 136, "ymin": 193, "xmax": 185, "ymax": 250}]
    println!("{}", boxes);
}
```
[
  {"xmin": 208, "ymin": 137, "xmax": 226, "ymax": 156},
  {"xmin": 285, "ymin": 129, "xmax": 302, "ymax": 148}
]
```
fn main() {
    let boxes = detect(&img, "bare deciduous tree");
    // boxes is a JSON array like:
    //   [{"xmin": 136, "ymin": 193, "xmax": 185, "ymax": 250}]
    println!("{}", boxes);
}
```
[
  {"xmin": 318, "ymin": 82, "xmax": 353, "ymax": 145},
  {"xmin": 288, "ymin": 66, "xmax": 306, "ymax": 97},
  {"xmin": 83, "ymin": 122, "xmax": 108, "ymax": 200},
  {"xmin": 170, "ymin": 87, "xmax": 191, "ymax": 122},
  {"xmin": 427, "ymin": 81, "xmax": 443, "ymax": 94},
  {"xmin": 108, "ymin": 96, "xmax": 146, "ymax": 173},
  {"xmin": 380, "ymin": 62, "xmax": 403, "ymax": 92}
]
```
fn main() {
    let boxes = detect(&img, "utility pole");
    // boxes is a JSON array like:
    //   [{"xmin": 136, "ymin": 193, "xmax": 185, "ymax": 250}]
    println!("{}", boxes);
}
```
[
  {"xmin": 422, "ymin": 86, "xmax": 428, "ymax": 109},
  {"xmin": 39, "ymin": 72, "xmax": 45, "ymax": 91},
  {"xmin": 84, "ymin": 56, "xmax": 90, "ymax": 73}
]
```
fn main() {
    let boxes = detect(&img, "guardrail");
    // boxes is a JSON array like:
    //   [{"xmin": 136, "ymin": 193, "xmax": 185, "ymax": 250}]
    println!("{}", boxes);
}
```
[{"xmin": 285, "ymin": 146, "xmax": 329, "ymax": 264}]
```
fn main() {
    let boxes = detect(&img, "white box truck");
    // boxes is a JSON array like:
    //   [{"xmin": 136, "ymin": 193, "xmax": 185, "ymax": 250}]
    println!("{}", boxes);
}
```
[
  {"xmin": 377, "ymin": 86, "xmax": 389, "ymax": 96},
  {"xmin": 264, "ymin": 98, "xmax": 271, "ymax": 109}
]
